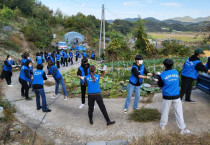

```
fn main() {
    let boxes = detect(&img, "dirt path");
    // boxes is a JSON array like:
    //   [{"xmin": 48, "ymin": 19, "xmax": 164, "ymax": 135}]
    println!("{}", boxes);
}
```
[{"xmin": 1, "ymin": 61, "xmax": 210, "ymax": 144}]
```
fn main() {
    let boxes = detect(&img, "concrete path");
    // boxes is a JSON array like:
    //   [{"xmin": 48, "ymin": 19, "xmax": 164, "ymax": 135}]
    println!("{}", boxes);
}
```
[{"xmin": 1, "ymin": 61, "xmax": 210, "ymax": 144}]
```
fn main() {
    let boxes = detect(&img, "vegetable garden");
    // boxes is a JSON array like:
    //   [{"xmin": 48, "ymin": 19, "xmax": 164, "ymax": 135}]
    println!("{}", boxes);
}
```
[{"xmin": 63, "ymin": 57, "xmax": 208, "ymax": 102}]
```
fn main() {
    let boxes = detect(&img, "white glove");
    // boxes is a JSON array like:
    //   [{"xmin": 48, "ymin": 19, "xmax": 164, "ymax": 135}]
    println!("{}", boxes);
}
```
[
  {"xmin": 156, "ymin": 72, "xmax": 161, "ymax": 75},
  {"xmin": 147, "ymin": 76, "xmax": 152, "ymax": 80},
  {"xmin": 154, "ymin": 79, "xmax": 158, "ymax": 82},
  {"xmin": 81, "ymin": 76, "xmax": 85, "ymax": 81}
]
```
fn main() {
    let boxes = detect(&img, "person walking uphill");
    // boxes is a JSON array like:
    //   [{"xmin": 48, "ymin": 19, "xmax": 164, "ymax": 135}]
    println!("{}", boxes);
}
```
[
  {"xmin": 157, "ymin": 59, "xmax": 190, "ymax": 135},
  {"xmin": 47, "ymin": 60, "xmax": 68, "ymax": 100},
  {"xmin": 77, "ymin": 57, "xmax": 90, "ymax": 109},
  {"xmin": 1, "ymin": 55, "xmax": 14, "ymax": 86},
  {"xmin": 19, "ymin": 60, "xmax": 33, "ymax": 100},
  {"xmin": 32, "ymin": 64, "xmax": 51, "ymax": 112},
  {"xmin": 84, "ymin": 65, "xmax": 115, "ymax": 126},
  {"xmin": 124, "ymin": 55, "xmax": 152, "ymax": 113},
  {"xmin": 180, "ymin": 48, "xmax": 210, "ymax": 103}
]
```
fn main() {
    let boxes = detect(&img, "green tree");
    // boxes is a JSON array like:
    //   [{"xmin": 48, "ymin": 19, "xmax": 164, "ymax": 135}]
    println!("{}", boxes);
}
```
[{"xmin": 134, "ymin": 17, "xmax": 156, "ymax": 56}]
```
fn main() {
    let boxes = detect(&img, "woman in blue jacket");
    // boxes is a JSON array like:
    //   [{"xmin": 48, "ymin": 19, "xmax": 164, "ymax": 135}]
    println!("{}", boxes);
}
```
[
  {"xmin": 47, "ymin": 60, "xmax": 67, "ymax": 100},
  {"xmin": 19, "ymin": 60, "xmax": 33, "ymax": 100},
  {"xmin": 1, "ymin": 55, "xmax": 14, "ymax": 86},
  {"xmin": 84, "ymin": 65, "xmax": 115, "ymax": 126}
]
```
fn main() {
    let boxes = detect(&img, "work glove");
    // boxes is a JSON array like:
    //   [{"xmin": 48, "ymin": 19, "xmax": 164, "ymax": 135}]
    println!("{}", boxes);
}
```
[
  {"xmin": 81, "ymin": 76, "xmax": 85, "ymax": 81},
  {"xmin": 156, "ymin": 72, "xmax": 161, "ymax": 75},
  {"xmin": 154, "ymin": 79, "xmax": 158, "ymax": 82}
]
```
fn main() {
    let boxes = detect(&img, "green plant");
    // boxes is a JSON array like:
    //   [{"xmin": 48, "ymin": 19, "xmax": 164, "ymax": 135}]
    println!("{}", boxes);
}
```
[
  {"xmin": 0, "ymin": 98, "xmax": 16, "ymax": 122},
  {"xmin": 129, "ymin": 107, "xmax": 161, "ymax": 122},
  {"xmin": 4, "ymin": 39, "xmax": 20, "ymax": 51}
]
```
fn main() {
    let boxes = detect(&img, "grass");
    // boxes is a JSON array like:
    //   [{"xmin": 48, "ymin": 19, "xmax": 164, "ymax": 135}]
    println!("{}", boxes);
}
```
[
  {"xmin": 129, "ymin": 108, "xmax": 161, "ymax": 122},
  {"xmin": 4, "ymin": 39, "xmax": 21, "ymax": 51},
  {"xmin": 148, "ymin": 32, "xmax": 204, "ymax": 42},
  {"xmin": 0, "ymin": 97, "xmax": 16, "ymax": 122},
  {"xmin": 131, "ymin": 132, "xmax": 210, "ymax": 145}
]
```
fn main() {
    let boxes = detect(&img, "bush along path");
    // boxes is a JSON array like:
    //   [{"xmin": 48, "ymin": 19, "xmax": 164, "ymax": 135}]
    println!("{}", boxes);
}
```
[{"xmin": 0, "ymin": 60, "xmax": 210, "ymax": 144}]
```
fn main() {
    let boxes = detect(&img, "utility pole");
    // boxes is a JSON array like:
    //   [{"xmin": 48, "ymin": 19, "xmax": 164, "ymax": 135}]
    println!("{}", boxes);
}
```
[{"xmin": 99, "ymin": 4, "xmax": 105, "ymax": 57}]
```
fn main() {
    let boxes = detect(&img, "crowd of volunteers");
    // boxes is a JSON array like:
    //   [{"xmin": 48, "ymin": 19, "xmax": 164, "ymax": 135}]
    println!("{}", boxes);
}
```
[{"xmin": 1, "ymin": 48, "xmax": 209, "ymax": 130}]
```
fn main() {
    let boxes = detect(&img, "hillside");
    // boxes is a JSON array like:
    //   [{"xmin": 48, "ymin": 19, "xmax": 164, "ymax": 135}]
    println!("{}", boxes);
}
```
[{"xmin": 169, "ymin": 16, "xmax": 210, "ymax": 23}]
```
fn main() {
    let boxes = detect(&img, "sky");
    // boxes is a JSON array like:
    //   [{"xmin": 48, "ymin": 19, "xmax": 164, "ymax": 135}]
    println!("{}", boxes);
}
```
[{"xmin": 39, "ymin": 0, "xmax": 210, "ymax": 20}]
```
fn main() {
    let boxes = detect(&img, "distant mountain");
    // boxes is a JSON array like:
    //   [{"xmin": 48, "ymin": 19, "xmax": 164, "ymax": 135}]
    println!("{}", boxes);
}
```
[{"xmin": 168, "ymin": 16, "xmax": 210, "ymax": 23}]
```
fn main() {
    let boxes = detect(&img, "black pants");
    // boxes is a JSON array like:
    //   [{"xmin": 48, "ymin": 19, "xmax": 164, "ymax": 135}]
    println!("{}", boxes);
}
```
[
  {"xmin": 61, "ymin": 57, "xmax": 64, "ymax": 65},
  {"xmin": 5, "ymin": 73, "xmax": 12, "ymax": 85},
  {"xmin": 69, "ymin": 57, "xmax": 73, "ymax": 65},
  {"xmin": 88, "ymin": 94, "xmax": 110, "ymax": 122},
  {"xmin": 56, "ymin": 61, "xmax": 60, "ymax": 69},
  {"xmin": 19, "ymin": 78, "xmax": 29, "ymax": 98},
  {"xmin": 63, "ymin": 58, "xmax": 68, "ymax": 66},
  {"xmin": 76, "ymin": 56, "xmax": 78, "ymax": 61},
  {"xmin": 81, "ymin": 84, "xmax": 86, "ymax": 104},
  {"xmin": 180, "ymin": 75, "xmax": 194, "ymax": 101}
]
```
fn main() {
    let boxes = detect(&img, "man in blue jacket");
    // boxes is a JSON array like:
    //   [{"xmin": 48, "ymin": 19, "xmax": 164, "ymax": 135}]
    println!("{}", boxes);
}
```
[
  {"xmin": 157, "ymin": 59, "xmax": 190, "ymax": 135},
  {"xmin": 124, "ymin": 55, "xmax": 152, "ymax": 113},
  {"xmin": 1, "ymin": 55, "xmax": 14, "ymax": 86},
  {"xmin": 180, "ymin": 48, "xmax": 210, "ymax": 103}
]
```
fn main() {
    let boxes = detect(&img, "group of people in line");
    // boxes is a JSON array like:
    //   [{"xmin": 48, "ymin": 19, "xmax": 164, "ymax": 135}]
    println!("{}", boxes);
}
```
[{"xmin": 1, "ymin": 47, "xmax": 210, "ymax": 130}]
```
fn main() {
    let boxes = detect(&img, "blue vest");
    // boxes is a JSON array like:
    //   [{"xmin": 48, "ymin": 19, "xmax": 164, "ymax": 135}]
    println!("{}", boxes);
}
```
[
  {"xmin": 181, "ymin": 58, "xmax": 200, "ymax": 79},
  {"xmin": 3, "ymin": 60, "xmax": 13, "ymax": 72},
  {"xmin": 32, "ymin": 70, "xmax": 44, "ymax": 85},
  {"xmin": 49, "ymin": 56, "xmax": 55, "ymax": 63},
  {"xmin": 19, "ymin": 65, "xmax": 31, "ymax": 82},
  {"xmin": 129, "ymin": 65, "xmax": 144, "ymax": 85},
  {"xmin": 160, "ymin": 70, "xmax": 180, "ymax": 97},
  {"xmin": 21, "ymin": 59, "xmax": 27, "ymax": 65},
  {"xmin": 63, "ymin": 52, "xmax": 68, "ymax": 58},
  {"xmin": 60, "ymin": 51, "xmax": 64, "ymax": 57},
  {"xmin": 85, "ymin": 74, "xmax": 101, "ymax": 94},
  {"xmin": 206, "ymin": 63, "xmax": 209, "ymax": 69},
  {"xmin": 79, "ymin": 66, "xmax": 90, "ymax": 84},
  {"xmin": 83, "ymin": 52, "xmax": 87, "ymax": 57},
  {"xmin": 36, "ymin": 56, "xmax": 43, "ymax": 64},
  {"xmin": 48, "ymin": 65, "xmax": 62, "ymax": 80},
  {"xmin": 91, "ymin": 53, "xmax": 95, "ymax": 58},
  {"xmin": 56, "ymin": 54, "xmax": 61, "ymax": 61},
  {"xmin": 69, "ymin": 52, "xmax": 73, "ymax": 57}
]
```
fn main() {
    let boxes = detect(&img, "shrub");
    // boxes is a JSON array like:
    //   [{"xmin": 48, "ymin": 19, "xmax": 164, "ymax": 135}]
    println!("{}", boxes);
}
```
[
  {"xmin": 0, "ymin": 5, "xmax": 14, "ymax": 20},
  {"xmin": 129, "ymin": 107, "xmax": 161, "ymax": 122},
  {"xmin": 0, "ymin": 98, "xmax": 16, "ymax": 122},
  {"xmin": 4, "ymin": 40, "xmax": 20, "ymax": 51}
]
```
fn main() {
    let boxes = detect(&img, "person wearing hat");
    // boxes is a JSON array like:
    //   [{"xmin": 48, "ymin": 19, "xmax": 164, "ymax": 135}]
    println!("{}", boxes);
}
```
[
  {"xmin": 180, "ymin": 48, "xmax": 210, "ymax": 103},
  {"xmin": 123, "ymin": 55, "xmax": 152, "ymax": 113},
  {"xmin": 32, "ymin": 64, "xmax": 51, "ymax": 112},
  {"xmin": 157, "ymin": 59, "xmax": 190, "ymax": 135}
]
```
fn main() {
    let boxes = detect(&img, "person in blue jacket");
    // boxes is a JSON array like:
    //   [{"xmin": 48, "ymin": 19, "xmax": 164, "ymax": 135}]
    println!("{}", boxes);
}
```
[
  {"xmin": 77, "ymin": 57, "xmax": 90, "ymax": 109},
  {"xmin": 47, "ymin": 60, "xmax": 67, "ymax": 100},
  {"xmin": 82, "ymin": 51, "xmax": 87, "ymax": 58},
  {"xmin": 180, "ymin": 48, "xmax": 210, "ymax": 103},
  {"xmin": 91, "ymin": 51, "xmax": 95, "ymax": 60},
  {"xmin": 69, "ymin": 50, "xmax": 73, "ymax": 65},
  {"xmin": 56, "ymin": 50, "xmax": 61, "ymax": 69},
  {"xmin": 32, "ymin": 64, "xmax": 51, "ymax": 112},
  {"xmin": 63, "ymin": 50, "xmax": 68, "ymax": 67},
  {"xmin": 21, "ymin": 54, "xmax": 28, "ymax": 66},
  {"xmin": 206, "ymin": 57, "xmax": 210, "ymax": 70},
  {"xmin": 157, "ymin": 59, "xmax": 190, "ymax": 135},
  {"xmin": 84, "ymin": 65, "xmax": 115, "ymax": 126},
  {"xmin": 0, "ymin": 55, "xmax": 14, "ymax": 86},
  {"xmin": 36, "ymin": 52, "xmax": 44, "ymax": 65},
  {"xmin": 19, "ymin": 60, "xmax": 33, "ymax": 100},
  {"xmin": 60, "ymin": 49, "xmax": 64, "ymax": 66},
  {"xmin": 123, "ymin": 55, "xmax": 152, "ymax": 113},
  {"xmin": 26, "ymin": 53, "xmax": 34, "ymax": 89}
]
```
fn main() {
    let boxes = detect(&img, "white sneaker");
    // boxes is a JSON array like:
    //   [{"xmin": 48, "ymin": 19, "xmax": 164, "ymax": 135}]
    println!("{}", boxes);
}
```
[
  {"xmin": 8, "ymin": 84, "xmax": 13, "ymax": 87},
  {"xmin": 64, "ymin": 96, "xmax": 67, "ymax": 100},
  {"xmin": 160, "ymin": 125, "xmax": 165, "ymax": 130},
  {"xmin": 124, "ymin": 109, "xmax": 127, "ymax": 113},
  {"xmin": 180, "ymin": 128, "xmax": 191, "ymax": 135},
  {"xmin": 51, "ymin": 94, "xmax": 60, "ymax": 98},
  {"xmin": 79, "ymin": 104, "xmax": 85, "ymax": 109}
]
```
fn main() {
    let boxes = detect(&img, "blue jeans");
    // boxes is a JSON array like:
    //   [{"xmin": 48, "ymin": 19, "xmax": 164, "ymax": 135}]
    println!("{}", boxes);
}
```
[
  {"xmin": 34, "ymin": 88, "xmax": 48, "ymax": 111},
  {"xmin": 55, "ymin": 77, "xmax": 67, "ymax": 96},
  {"xmin": 124, "ymin": 83, "xmax": 141, "ymax": 109}
]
